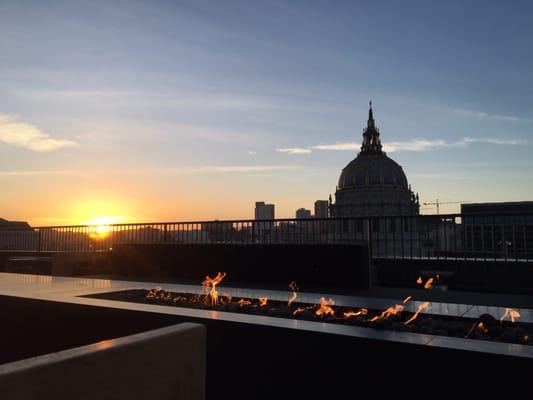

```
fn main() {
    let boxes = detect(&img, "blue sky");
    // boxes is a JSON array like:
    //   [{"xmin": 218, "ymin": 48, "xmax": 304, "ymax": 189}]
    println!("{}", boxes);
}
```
[{"xmin": 0, "ymin": 0, "xmax": 532, "ymax": 224}]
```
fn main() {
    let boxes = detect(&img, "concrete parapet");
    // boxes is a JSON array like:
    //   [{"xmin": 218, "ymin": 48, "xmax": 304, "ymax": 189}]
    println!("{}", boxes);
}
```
[{"xmin": 0, "ymin": 322, "xmax": 206, "ymax": 400}]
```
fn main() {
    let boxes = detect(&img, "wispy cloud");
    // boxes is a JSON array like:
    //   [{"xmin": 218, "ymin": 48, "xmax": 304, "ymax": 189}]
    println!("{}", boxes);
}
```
[
  {"xmin": 0, "ymin": 170, "xmax": 87, "ymax": 177},
  {"xmin": 452, "ymin": 108, "xmax": 529, "ymax": 122},
  {"xmin": 457, "ymin": 137, "xmax": 525, "ymax": 146},
  {"xmin": 280, "ymin": 136, "xmax": 526, "ymax": 155},
  {"xmin": 313, "ymin": 143, "xmax": 359, "ymax": 151},
  {"xmin": 0, "ymin": 165, "xmax": 300, "ymax": 178},
  {"xmin": 276, "ymin": 147, "xmax": 312, "ymax": 155},
  {"xmin": 0, "ymin": 114, "xmax": 77, "ymax": 152},
  {"xmin": 140, "ymin": 165, "xmax": 302, "ymax": 175}
]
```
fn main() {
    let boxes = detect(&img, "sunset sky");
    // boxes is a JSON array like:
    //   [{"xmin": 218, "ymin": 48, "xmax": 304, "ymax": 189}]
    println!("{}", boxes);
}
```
[{"xmin": 1, "ymin": 0, "xmax": 532, "ymax": 226}]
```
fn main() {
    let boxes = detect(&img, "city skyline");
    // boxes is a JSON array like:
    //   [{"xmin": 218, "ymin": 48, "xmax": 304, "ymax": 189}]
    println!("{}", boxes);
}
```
[{"xmin": 1, "ymin": 0, "xmax": 532, "ymax": 226}]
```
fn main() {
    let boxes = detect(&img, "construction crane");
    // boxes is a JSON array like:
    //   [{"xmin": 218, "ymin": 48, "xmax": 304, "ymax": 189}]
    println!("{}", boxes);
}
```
[{"xmin": 422, "ymin": 199, "xmax": 469, "ymax": 215}]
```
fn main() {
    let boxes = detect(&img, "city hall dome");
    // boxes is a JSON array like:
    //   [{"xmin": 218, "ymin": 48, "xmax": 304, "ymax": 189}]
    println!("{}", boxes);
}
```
[
  {"xmin": 337, "ymin": 153, "xmax": 408, "ymax": 190},
  {"xmin": 330, "ymin": 102, "xmax": 419, "ymax": 217}
]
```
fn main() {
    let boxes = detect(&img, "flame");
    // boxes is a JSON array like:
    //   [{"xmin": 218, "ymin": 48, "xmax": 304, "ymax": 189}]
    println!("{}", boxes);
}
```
[
  {"xmin": 288, "ymin": 281, "xmax": 298, "ymax": 306},
  {"xmin": 369, "ymin": 304, "xmax": 405, "ymax": 322},
  {"xmin": 201, "ymin": 272, "xmax": 227, "ymax": 306},
  {"xmin": 343, "ymin": 308, "xmax": 368, "ymax": 318},
  {"xmin": 315, "ymin": 297, "xmax": 335, "ymax": 318},
  {"xmin": 172, "ymin": 295, "xmax": 186, "ymax": 303},
  {"xmin": 293, "ymin": 305, "xmax": 314, "ymax": 316},
  {"xmin": 258, "ymin": 297, "xmax": 268, "ymax": 307},
  {"xmin": 416, "ymin": 276, "xmax": 423, "ymax": 285},
  {"xmin": 238, "ymin": 299, "xmax": 252, "ymax": 307},
  {"xmin": 404, "ymin": 302, "xmax": 430, "ymax": 325},
  {"xmin": 467, "ymin": 321, "xmax": 489, "ymax": 338},
  {"xmin": 424, "ymin": 278, "xmax": 434, "ymax": 290},
  {"xmin": 402, "ymin": 296, "xmax": 412, "ymax": 304},
  {"xmin": 500, "ymin": 308, "xmax": 521, "ymax": 323}
]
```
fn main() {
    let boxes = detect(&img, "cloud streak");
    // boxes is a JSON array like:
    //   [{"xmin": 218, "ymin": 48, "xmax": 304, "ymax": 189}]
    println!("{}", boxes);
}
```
[
  {"xmin": 279, "ymin": 136, "xmax": 526, "ymax": 154},
  {"xmin": 276, "ymin": 147, "xmax": 312, "ymax": 155},
  {"xmin": 0, "ymin": 114, "xmax": 77, "ymax": 152},
  {"xmin": 0, "ymin": 165, "xmax": 301, "ymax": 178},
  {"xmin": 452, "ymin": 108, "xmax": 529, "ymax": 122},
  {"xmin": 128, "ymin": 165, "xmax": 303, "ymax": 175}
]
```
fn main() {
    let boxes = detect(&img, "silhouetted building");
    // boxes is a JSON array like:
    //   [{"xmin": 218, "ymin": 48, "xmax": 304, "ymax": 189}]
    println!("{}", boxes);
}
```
[
  {"xmin": 462, "ymin": 202, "xmax": 533, "ymax": 258},
  {"xmin": 254, "ymin": 202, "xmax": 275, "ymax": 241},
  {"xmin": 295, "ymin": 208, "xmax": 311, "ymax": 219},
  {"xmin": 461, "ymin": 202, "xmax": 533, "ymax": 216},
  {"xmin": 0, "ymin": 218, "xmax": 35, "ymax": 251},
  {"xmin": 314, "ymin": 200, "xmax": 329, "ymax": 219},
  {"xmin": 0, "ymin": 218, "xmax": 32, "ymax": 231},
  {"xmin": 254, "ymin": 202, "xmax": 275, "ymax": 220},
  {"xmin": 330, "ymin": 102, "xmax": 419, "ymax": 217}
]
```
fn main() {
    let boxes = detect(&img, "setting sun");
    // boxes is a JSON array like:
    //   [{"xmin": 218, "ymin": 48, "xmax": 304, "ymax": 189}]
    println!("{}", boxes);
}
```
[{"xmin": 86, "ymin": 216, "xmax": 125, "ymax": 239}]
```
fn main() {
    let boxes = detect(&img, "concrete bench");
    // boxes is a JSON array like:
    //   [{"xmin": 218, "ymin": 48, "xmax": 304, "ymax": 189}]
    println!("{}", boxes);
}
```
[{"xmin": 0, "ymin": 322, "xmax": 206, "ymax": 400}]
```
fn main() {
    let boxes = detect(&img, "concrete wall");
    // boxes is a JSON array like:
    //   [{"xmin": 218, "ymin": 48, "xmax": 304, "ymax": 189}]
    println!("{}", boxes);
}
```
[
  {"xmin": 0, "ymin": 323, "xmax": 206, "ymax": 400},
  {"xmin": 111, "ymin": 243, "xmax": 371, "ymax": 289},
  {"xmin": 376, "ymin": 258, "xmax": 533, "ymax": 294},
  {"xmin": 0, "ymin": 295, "xmax": 531, "ymax": 397}
]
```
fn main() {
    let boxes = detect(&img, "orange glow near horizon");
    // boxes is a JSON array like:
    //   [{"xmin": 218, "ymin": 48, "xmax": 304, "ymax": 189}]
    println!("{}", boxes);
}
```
[{"xmin": 86, "ymin": 216, "xmax": 125, "ymax": 239}]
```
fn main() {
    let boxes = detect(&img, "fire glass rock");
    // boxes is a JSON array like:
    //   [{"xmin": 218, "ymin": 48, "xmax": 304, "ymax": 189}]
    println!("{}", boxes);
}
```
[{"xmin": 92, "ymin": 288, "xmax": 533, "ymax": 348}]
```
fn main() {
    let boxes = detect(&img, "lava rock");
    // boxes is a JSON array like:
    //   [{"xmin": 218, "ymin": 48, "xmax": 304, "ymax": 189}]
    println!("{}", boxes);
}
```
[
  {"xmin": 430, "ymin": 319, "xmax": 445, "ymax": 332},
  {"xmin": 478, "ymin": 313, "xmax": 497, "ymax": 327},
  {"xmin": 501, "ymin": 327, "xmax": 519, "ymax": 342}
]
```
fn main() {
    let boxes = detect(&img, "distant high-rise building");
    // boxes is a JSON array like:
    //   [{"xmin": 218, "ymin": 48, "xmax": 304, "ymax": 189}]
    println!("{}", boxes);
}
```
[
  {"xmin": 255, "ymin": 201, "xmax": 275, "ymax": 220},
  {"xmin": 295, "ymin": 208, "xmax": 312, "ymax": 219},
  {"xmin": 461, "ymin": 202, "xmax": 533, "ymax": 259},
  {"xmin": 314, "ymin": 200, "xmax": 329, "ymax": 219}
]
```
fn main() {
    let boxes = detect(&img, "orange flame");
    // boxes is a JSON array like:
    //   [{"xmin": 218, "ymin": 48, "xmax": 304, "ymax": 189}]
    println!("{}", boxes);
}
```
[
  {"xmin": 220, "ymin": 294, "xmax": 232, "ymax": 305},
  {"xmin": 288, "ymin": 281, "xmax": 298, "ymax": 306},
  {"xmin": 258, "ymin": 297, "xmax": 268, "ymax": 307},
  {"xmin": 172, "ymin": 295, "xmax": 186, "ymax": 303},
  {"xmin": 146, "ymin": 287, "xmax": 163, "ymax": 299},
  {"xmin": 293, "ymin": 305, "xmax": 314, "ymax": 316},
  {"xmin": 369, "ymin": 304, "xmax": 404, "ymax": 322},
  {"xmin": 238, "ymin": 299, "xmax": 252, "ymax": 307},
  {"xmin": 315, "ymin": 297, "xmax": 335, "ymax": 318},
  {"xmin": 500, "ymin": 308, "xmax": 521, "ymax": 323},
  {"xmin": 416, "ymin": 276, "xmax": 423, "ymax": 285},
  {"xmin": 343, "ymin": 308, "xmax": 368, "ymax": 318},
  {"xmin": 404, "ymin": 302, "xmax": 430, "ymax": 325},
  {"xmin": 467, "ymin": 321, "xmax": 489, "ymax": 337},
  {"xmin": 402, "ymin": 296, "xmax": 412, "ymax": 304},
  {"xmin": 424, "ymin": 278, "xmax": 434, "ymax": 290},
  {"xmin": 201, "ymin": 272, "xmax": 227, "ymax": 306}
]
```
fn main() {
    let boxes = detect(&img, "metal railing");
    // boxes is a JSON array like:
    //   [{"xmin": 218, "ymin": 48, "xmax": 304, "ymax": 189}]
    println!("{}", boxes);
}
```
[{"xmin": 0, "ymin": 213, "xmax": 532, "ymax": 262}]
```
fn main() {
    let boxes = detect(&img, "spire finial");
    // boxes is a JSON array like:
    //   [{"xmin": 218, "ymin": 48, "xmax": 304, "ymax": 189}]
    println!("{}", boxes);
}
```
[
  {"xmin": 367, "ymin": 100, "xmax": 374, "ymax": 126},
  {"xmin": 360, "ymin": 100, "xmax": 383, "ymax": 155}
]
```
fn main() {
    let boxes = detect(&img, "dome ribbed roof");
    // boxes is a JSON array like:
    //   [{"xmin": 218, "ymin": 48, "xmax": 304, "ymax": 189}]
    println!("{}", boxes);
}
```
[{"xmin": 337, "ymin": 153, "xmax": 408, "ymax": 190}]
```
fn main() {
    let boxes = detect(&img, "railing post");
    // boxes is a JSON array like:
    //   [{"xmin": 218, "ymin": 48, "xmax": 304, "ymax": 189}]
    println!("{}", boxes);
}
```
[
  {"xmin": 367, "ymin": 218, "xmax": 373, "ymax": 288},
  {"xmin": 37, "ymin": 229, "xmax": 42, "ymax": 253}
]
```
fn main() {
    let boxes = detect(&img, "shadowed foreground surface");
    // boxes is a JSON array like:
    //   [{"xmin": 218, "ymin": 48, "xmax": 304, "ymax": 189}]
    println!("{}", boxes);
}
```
[{"xmin": 0, "ymin": 295, "xmax": 531, "ymax": 398}]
